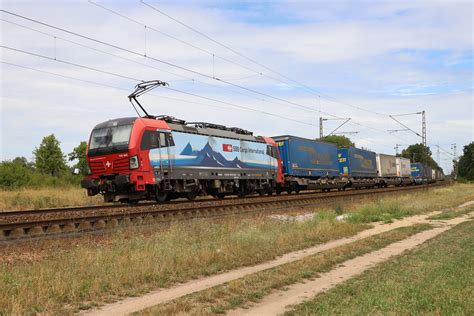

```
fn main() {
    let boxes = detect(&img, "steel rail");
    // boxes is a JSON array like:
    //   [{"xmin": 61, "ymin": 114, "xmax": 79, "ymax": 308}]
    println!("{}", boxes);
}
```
[{"xmin": 0, "ymin": 183, "xmax": 445, "ymax": 242}]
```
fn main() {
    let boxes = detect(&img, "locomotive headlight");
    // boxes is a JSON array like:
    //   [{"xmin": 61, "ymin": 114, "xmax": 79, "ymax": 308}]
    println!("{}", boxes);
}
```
[{"xmin": 129, "ymin": 156, "xmax": 139, "ymax": 169}]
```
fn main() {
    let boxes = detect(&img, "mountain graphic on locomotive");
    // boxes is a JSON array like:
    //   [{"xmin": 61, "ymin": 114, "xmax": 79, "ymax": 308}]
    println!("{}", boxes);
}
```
[{"xmin": 81, "ymin": 80, "xmax": 443, "ymax": 204}]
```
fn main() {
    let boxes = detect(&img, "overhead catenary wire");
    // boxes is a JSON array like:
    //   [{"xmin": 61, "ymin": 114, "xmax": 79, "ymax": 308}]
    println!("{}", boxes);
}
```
[
  {"xmin": 140, "ymin": 0, "xmax": 390, "ymax": 117},
  {"xmin": 0, "ymin": 61, "xmax": 255, "ymax": 113},
  {"xmin": 88, "ymin": 0, "xmax": 264, "ymax": 78},
  {"xmin": 2, "ymin": 62, "xmax": 446, "ymax": 157},
  {"xmin": 0, "ymin": 18, "xmax": 270, "ymax": 106},
  {"xmin": 95, "ymin": 0, "xmax": 388, "ymax": 118},
  {"xmin": 0, "ymin": 9, "xmax": 449, "ymax": 154},
  {"xmin": 2, "ymin": 60, "xmax": 405, "ymax": 152},
  {"xmin": 0, "ymin": 45, "xmax": 317, "ymax": 126},
  {"xmin": 0, "ymin": 9, "xmax": 341, "ymax": 119}
]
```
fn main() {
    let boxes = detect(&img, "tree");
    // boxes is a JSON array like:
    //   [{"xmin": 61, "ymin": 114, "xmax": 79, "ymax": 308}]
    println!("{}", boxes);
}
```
[
  {"xmin": 458, "ymin": 142, "xmax": 474, "ymax": 180},
  {"xmin": 68, "ymin": 141, "xmax": 88, "ymax": 175},
  {"xmin": 320, "ymin": 135, "xmax": 355, "ymax": 148},
  {"xmin": 33, "ymin": 134, "xmax": 67, "ymax": 177},
  {"xmin": 400, "ymin": 143, "xmax": 442, "ymax": 171},
  {"xmin": 12, "ymin": 156, "xmax": 35, "ymax": 170}
]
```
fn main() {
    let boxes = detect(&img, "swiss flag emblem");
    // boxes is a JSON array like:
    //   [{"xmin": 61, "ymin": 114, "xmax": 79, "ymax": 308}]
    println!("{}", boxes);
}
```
[{"xmin": 223, "ymin": 144, "xmax": 233, "ymax": 152}]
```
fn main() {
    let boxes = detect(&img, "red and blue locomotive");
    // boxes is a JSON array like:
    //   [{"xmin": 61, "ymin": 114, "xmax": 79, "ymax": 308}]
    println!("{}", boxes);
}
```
[{"xmin": 81, "ymin": 115, "xmax": 284, "ymax": 203}]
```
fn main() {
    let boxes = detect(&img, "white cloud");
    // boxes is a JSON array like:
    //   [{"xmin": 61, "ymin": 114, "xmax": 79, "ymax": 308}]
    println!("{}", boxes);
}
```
[{"xmin": 1, "ymin": 0, "xmax": 472, "ymax": 174}]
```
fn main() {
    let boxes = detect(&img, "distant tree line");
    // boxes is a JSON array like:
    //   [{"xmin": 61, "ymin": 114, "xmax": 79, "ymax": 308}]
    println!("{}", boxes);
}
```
[
  {"xmin": 0, "ymin": 134, "xmax": 87, "ymax": 189},
  {"xmin": 400, "ymin": 143, "xmax": 442, "ymax": 172},
  {"xmin": 457, "ymin": 142, "xmax": 474, "ymax": 181}
]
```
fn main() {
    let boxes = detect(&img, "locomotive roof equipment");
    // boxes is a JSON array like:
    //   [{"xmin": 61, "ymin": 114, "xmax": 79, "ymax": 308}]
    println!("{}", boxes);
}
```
[{"xmin": 128, "ymin": 80, "xmax": 169, "ymax": 119}]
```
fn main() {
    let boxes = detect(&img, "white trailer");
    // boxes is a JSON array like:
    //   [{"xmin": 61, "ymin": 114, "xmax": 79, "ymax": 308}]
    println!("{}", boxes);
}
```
[
  {"xmin": 376, "ymin": 154, "xmax": 398, "ymax": 177},
  {"xmin": 396, "ymin": 157, "xmax": 411, "ymax": 177}
]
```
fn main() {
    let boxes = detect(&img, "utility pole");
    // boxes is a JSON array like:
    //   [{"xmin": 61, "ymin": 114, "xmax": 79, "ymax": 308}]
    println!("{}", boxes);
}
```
[
  {"xmin": 451, "ymin": 143, "xmax": 458, "ymax": 179},
  {"xmin": 319, "ymin": 117, "xmax": 323, "ymax": 139},
  {"xmin": 388, "ymin": 110, "xmax": 426, "ymax": 146},
  {"xmin": 451, "ymin": 143, "xmax": 457, "ymax": 160},
  {"xmin": 436, "ymin": 143, "xmax": 440, "ymax": 167},
  {"xmin": 422, "ymin": 110, "xmax": 426, "ymax": 146},
  {"xmin": 319, "ymin": 117, "xmax": 351, "ymax": 139},
  {"xmin": 394, "ymin": 144, "xmax": 401, "ymax": 155}
]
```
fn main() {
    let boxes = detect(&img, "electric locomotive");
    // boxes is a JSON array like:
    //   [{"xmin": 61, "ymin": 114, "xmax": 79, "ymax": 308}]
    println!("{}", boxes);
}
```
[{"xmin": 81, "ymin": 81, "xmax": 284, "ymax": 203}]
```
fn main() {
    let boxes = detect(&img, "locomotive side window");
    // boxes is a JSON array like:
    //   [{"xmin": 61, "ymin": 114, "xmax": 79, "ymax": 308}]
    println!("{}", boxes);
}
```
[
  {"xmin": 141, "ymin": 130, "xmax": 159, "ymax": 150},
  {"xmin": 141, "ymin": 131, "xmax": 175, "ymax": 150},
  {"xmin": 266, "ymin": 145, "xmax": 279, "ymax": 158},
  {"xmin": 159, "ymin": 132, "xmax": 175, "ymax": 147}
]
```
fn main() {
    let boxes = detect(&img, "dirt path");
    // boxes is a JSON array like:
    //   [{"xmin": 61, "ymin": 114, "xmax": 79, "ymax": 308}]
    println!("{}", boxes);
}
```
[
  {"xmin": 229, "ymin": 213, "xmax": 473, "ymax": 316},
  {"xmin": 458, "ymin": 200, "xmax": 474, "ymax": 208},
  {"xmin": 83, "ymin": 209, "xmax": 450, "ymax": 316}
]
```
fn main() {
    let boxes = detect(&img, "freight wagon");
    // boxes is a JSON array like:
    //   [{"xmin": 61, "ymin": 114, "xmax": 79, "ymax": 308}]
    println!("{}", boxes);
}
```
[
  {"xmin": 431, "ymin": 169, "xmax": 445, "ymax": 182},
  {"xmin": 410, "ymin": 163, "xmax": 432, "ymax": 184},
  {"xmin": 396, "ymin": 157, "xmax": 413, "ymax": 185},
  {"xmin": 338, "ymin": 148, "xmax": 379, "ymax": 188},
  {"xmin": 273, "ymin": 135, "xmax": 346, "ymax": 192},
  {"xmin": 376, "ymin": 154, "xmax": 400, "ymax": 186}
]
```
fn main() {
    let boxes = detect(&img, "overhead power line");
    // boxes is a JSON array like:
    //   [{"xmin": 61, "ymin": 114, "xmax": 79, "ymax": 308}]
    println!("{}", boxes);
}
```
[
  {"xmin": 0, "ymin": 9, "xmax": 341, "ymax": 119},
  {"xmin": 0, "ymin": 45, "xmax": 317, "ymax": 127},
  {"xmin": 0, "ymin": 9, "xmax": 432, "ymax": 149},
  {"xmin": 140, "ymin": 0, "xmax": 389, "ymax": 117},
  {"xmin": 88, "ymin": 0, "xmax": 264, "ymax": 77},
  {"xmin": 0, "ymin": 60, "xmax": 254, "ymax": 113},
  {"xmin": 3, "ymin": 59, "xmax": 402, "ymax": 152}
]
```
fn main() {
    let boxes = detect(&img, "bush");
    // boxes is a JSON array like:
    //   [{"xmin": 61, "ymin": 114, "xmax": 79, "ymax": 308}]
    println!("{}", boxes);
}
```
[
  {"xmin": 0, "ymin": 162, "xmax": 32, "ymax": 188},
  {"xmin": 0, "ymin": 161, "xmax": 81, "ymax": 190}
]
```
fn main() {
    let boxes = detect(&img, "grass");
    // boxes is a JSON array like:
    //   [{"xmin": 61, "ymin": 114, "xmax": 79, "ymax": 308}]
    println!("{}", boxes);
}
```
[
  {"xmin": 286, "ymin": 219, "xmax": 474, "ymax": 315},
  {"xmin": 427, "ymin": 205, "xmax": 474, "ymax": 220},
  {"xmin": 0, "ymin": 183, "xmax": 472, "ymax": 314},
  {"xmin": 138, "ymin": 224, "xmax": 434, "ymax": 315},
  {"xmin": 341, "ymin": 183, "xmax": 474, "ymax": 223},
  {"xmin": 0, "ymin": 214, "xmax": 367, "ymax": 314},
  {"xmin": 0, "ymin": 187, "xmax": 103, "ymax": 210}
]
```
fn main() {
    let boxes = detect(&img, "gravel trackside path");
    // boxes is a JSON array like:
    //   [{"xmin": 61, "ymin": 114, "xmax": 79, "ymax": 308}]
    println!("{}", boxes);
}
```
[
  {"xmin": 229, "ymin": 213, "xmax": 473, "ymax": 316},
  {"xmin": 81, "ymin": 208, "xmax": 462, "ymax": 316}
]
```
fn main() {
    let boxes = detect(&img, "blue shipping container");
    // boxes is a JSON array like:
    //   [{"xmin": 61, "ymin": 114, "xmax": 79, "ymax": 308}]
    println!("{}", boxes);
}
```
[
  {"xmin": 272, "ymin": 135, "xmax": 340, "ymax": 178},
  {"xmin": 338, "ymin": 148, "xmax": 377, "ymax": 178},
  {"xmin": 411, "ymin": 163, "xmax": 423, "ymax": 178},
  {"xmin": 411, "ymin": 163, "xmax": 432, "ymax": 182}
]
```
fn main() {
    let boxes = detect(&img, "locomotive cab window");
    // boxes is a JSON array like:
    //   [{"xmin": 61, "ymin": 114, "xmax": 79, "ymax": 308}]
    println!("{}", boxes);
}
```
[
  {"xmin": 88, "ymin": 124, "xmax": 133, "ymax": 156},
  {"xmin": 266, "ymin": 145, "xmax": 279, "ymax": 159}
]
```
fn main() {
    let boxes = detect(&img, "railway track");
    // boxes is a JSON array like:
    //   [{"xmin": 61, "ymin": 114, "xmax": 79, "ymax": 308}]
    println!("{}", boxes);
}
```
[{"xmin": 0, "ymin": 183, "xmax": 445, "ymax": 242}]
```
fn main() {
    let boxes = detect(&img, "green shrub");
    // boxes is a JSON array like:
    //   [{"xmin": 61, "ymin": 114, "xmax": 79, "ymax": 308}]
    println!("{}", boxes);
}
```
[{"xmin": 0, "ymin": 161, "xmax": 81, "ymax": 190}]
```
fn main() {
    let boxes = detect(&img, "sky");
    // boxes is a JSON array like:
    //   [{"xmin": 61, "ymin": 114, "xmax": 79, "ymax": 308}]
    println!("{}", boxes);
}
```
[{"xmin": 1, "ymin": 0, "xmax": 473, "ymax": 173}]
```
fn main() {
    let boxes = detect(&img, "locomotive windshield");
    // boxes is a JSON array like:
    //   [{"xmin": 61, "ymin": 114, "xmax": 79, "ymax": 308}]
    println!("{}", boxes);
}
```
[{"xmin": 88, "ymin": 124, "xmax": 133, "ymax": 156}]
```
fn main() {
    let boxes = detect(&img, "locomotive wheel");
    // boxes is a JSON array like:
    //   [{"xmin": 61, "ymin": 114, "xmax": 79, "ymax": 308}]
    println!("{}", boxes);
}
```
[
  {"xmin": 186, "ymin": 191, "xmax": 198, "ymax": 201},
  {"xmin": 156, "ymin": 191, "xmax": 168, "ymax": 203},
  {"xmin": 213, "ymin": 193, "xmax": 225, "ymax": 199},
  {"xmin": 258, "ymin": 190, "xmax": 265, "ymax": 196},
  {"xmin": 127, "ymin": 199, "xmax": 139, "ymax": 205}
]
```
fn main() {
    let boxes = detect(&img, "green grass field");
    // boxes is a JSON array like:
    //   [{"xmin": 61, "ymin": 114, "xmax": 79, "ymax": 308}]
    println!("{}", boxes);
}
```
[
  {"xmin": 287, "ymin": 219, "xmax": 474, "ymax": 315},
  {"xmin": 0, "ymin": 183, "xmax": 472, "ymax": 314},
  {"xmin": 139, "ymin": 224, "xmax": 434, "ymax": 315}
]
